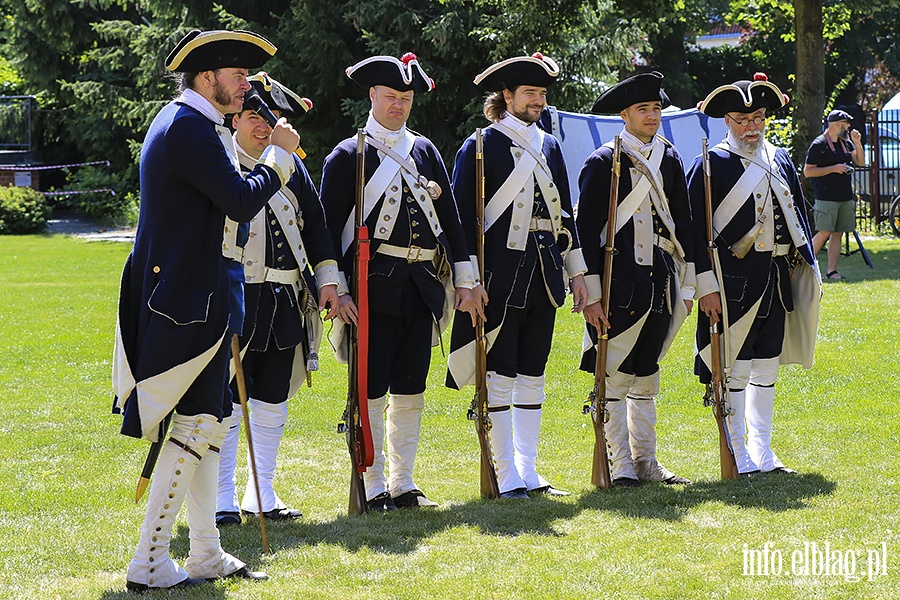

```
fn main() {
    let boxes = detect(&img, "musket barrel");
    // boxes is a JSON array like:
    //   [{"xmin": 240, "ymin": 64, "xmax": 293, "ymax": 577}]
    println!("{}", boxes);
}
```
[
  {"xmin": 588, "ymin": 134, "xmax": 621, "ymax": 490},
  {"xmin": 473, "ymin": 128, "xmax": 500, "ymax": 498},
  {"xmin": 701, "ymin": 138, "xmax": 738, "ymax": 480}
]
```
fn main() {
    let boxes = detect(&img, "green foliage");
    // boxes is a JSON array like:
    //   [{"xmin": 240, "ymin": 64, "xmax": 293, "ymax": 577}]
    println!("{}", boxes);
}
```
[
  {"xmin": 0, "ymin": 184, "xmax": 50, "ymax": 234},
  {"xmin": 765, "ymin": 117, "xmax": 794, "ymax": 153},
  {"xmin": 0, "ymin": 54, "xmax": 23, "ymax": 94},
  {"xmin": 4, "ymin": 0, "xmax": 900, "ymax": 200},
  {"xmin": 57, "ymin": 165, "xmax": 138, "ymax": 224}
]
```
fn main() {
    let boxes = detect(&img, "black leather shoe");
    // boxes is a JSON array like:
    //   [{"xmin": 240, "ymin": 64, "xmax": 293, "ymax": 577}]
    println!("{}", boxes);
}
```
[
  {"xmin": 499, "ymin": 487, "xmax": 529, "ymax": 499},
  {"xmin": 528, "ymin": 485, "xmax": 571, "ymax": 497},
  {"xmin": 216, "ymin": 511, "xmax": 241, "ymax": 526},
  {"xmin": 126, "ymin": 577, "xmax": 206, "ymax": 593},
  {"xmin": 242, "ymin": 507, "xmax": 303, "ymax": 520},
  {"xmin": 208, "ymin": 567, "xmax": 268, "ymax": 582},
  {"xmin": 366, "ymin": 491, "xmax": 398, "ymax": 512},
  {"xmin": 612, "ymin": 477, "xmax": 641, "ymax": 487},
  {"xmin": 392, "ymin": 489, "xmax": 438, "ymax": 508}
]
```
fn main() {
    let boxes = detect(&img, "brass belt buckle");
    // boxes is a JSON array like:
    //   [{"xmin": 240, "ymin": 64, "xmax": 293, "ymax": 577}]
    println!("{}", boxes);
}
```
[{"xmin": 407, "ymin": 245, "xmax": 422, "ymax": 262}]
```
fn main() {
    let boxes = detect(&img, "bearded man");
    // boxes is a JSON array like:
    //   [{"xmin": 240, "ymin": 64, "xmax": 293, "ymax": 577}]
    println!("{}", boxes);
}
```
[{"xmin": 685, "ymin": 73, "xmax": 821, "ymax": 476}]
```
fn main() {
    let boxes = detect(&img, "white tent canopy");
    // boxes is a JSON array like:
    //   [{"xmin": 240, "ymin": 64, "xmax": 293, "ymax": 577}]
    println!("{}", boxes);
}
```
[{"xmin": 880, "ymin": 90, "xmax": 900, "ymax": 112}]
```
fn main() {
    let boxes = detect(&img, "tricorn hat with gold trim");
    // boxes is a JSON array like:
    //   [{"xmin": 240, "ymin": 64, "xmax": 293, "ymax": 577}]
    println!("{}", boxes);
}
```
[
  {"xmin": 165, "ymin": 29, "xmax": 276, "ymax": 73},
  {"xmin": 591, "ymin": 71, "xmax": 671, "ymax": 114},
  {"xmin": 474, "ymin": 53, "xmax": 559, "ymax": 91},
  {"xmin": 698, "ymin": 73, "xmax": 788, "ymax": 117},
  {"xmin": 346, "ymin": 53, "xmax": 435, "ymax": 93},
  {"xmin": 242, "ymin": 72, "xmax": 312, "ymax": 117}
]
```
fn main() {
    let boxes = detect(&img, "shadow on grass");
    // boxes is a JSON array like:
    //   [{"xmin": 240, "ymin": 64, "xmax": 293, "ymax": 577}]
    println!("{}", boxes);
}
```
[
  {"xmin": 100, "ymin": 575, "xmax": 228, "ymax": 600},
  {"xmin": 821, "ymin": 238, "xmax": 900, "ymax": 282},
  {"xmin": 218, "ymin": 494, "xmax": 581, "ymax": 557},
  {"xmin": 578, "ymin": 471, "xmax": 836, "ymax": 521}
]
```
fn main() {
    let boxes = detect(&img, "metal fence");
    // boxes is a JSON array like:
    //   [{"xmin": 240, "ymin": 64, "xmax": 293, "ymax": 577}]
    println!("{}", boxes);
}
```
[
  {"xmin": 0, "ymin": 96, "xmax": 35, "ymax": 152},
  {"xmin": 850, "ymin": 109, "xmax": 900, "ymax": 233}
]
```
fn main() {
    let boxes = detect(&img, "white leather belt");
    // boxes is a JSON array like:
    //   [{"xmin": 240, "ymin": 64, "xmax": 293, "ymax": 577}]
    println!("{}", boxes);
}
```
[
  {"xmin": 529, "ymin": 217, "xmax": 553, "ymax": 232},
  {"xmin": 376, "ymin": 243, "xmax": 437, "ymax": 262},
  {"xmin": 654, "ymin": 234, "xmax": 675, "ymax": 255},
  {"xmin": 263, "ymin": 267, "xmax": 301, "ymax": 284},
  {"xmin": 772, "ymin": 243, "xmax": 792, "ymax": 257}
]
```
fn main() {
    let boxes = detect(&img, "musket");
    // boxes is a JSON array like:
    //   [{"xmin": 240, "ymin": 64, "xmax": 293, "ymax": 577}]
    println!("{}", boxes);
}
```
[
  {"xmin": 701, "ymin": 138, "xmax": 739, "ymax": 480},
  {"xmin": 338, "ymin": 129, "xmax": 374, "ymax": 515},
  {"xmin": 231, "ymin": 334, "xmax": 270, "ymax": 553},
  {"xmin": 466, "ymin": 128, "xmax": 500, "ymax": 499},
  {"xmin": 134, "ymin": 411, "xmax": 172, "ymax": 503},
  {"xmin": 583, "ymin": 135, "xmax": 621, "ymax": 490}
]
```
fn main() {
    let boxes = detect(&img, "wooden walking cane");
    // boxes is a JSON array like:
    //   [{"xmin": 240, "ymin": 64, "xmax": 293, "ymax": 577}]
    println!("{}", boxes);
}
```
[{"xmin": 231, "ymin": 334, "xmax": 270, "ymax": 553}]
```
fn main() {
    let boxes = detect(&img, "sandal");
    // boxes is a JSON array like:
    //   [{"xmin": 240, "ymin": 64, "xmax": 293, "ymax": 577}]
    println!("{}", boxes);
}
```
[{"xmin": 826, "ymin": 270, "xmax": 845, "ymax": 280}]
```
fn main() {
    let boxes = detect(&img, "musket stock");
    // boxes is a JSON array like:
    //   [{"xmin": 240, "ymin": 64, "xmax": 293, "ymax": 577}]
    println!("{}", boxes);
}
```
[
  {"xmin": 470, "ymin": 128, "xmax": 500, "ymax": 499},
  {"xmin": 701, "ymin": 138, "xmax": 739, "ymax": 480},
  {"xmin": 342, "ymin": 129, "xmax": 374, "ymax": 515},
  {"xmin": 586, "ymin": 135, "xmax": 621, "ymax": 490}
]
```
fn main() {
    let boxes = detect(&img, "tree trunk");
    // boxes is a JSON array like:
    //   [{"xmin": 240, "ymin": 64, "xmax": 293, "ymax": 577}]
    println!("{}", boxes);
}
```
[{"xmin": 794, "ymin": 0, "xmax": 825, "ymax": 166}]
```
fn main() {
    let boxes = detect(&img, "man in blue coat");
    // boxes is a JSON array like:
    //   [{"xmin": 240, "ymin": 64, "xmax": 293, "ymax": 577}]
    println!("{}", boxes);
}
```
[
  {"xmin": 446, "ymin": 54, "xmax": 589, "ymax": 498},
  {"xmin": 576, "ymin": 72, "xmax": 695, "ymax": 486},
  {"xmin": 216, "ymin": 73, "xmax": 343, "ymax": 526},
  {"xmin": 687, "ymin": 74, "xmax": 821, "ymax": 476},
  {"xmin": 112, "ymin": 30, "xmax": 299, "ymax": 591},
  {"xmin": 321, "ymin": 54, "xmax": 480, "ymax": 511}
]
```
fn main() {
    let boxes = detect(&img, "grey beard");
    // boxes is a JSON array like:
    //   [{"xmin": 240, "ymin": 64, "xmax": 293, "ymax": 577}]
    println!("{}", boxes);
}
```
[{"xmin": 728, "ymin": 129, "xmax": 765, "ymax": 154}]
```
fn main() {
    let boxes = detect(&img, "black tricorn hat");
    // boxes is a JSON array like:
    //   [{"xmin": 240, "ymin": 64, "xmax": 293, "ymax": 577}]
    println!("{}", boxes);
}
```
[
  {"xmin": 242, "ymin": 72, "xmax": 312, "ymax": 117},
  {"xmin": 346, "ymin": 53, "xmax": 435, "ymax": 93},
  {"xmin": 165, "ymin": 29, "xmax": 276, "ymax": 73},
  {"xmin": 698, "ymin": 72, "xmax": 788, "ymax": 117},
  {"xmin": 591, "ymin": 71, "xmax": 671, "ymax": 114},
  {"xmin": 473, "ymin": 53, "xmax": 559, "ymax": 92}
]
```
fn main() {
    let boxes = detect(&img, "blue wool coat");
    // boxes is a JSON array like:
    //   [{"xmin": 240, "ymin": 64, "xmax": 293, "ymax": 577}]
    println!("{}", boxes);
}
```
[
  {"xmin": 446, "ymin": 126, "xmax": 584, "ymax": 389},
  {"xmin": 113, "ymin": 101, "xmax": 286, "ymax": 440},
  {"xmin": 575, "ymin": 139, "xmax": 693, "ymax": 374}
]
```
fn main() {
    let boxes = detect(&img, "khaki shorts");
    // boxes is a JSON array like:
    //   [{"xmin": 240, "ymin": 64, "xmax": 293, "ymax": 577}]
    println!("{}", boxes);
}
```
[{"xmin": 813, "ymin": 198, "xmax": 856, "ymax": 232}]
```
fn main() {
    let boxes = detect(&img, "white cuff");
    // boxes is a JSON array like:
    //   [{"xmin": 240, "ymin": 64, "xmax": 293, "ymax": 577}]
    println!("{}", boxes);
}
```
[
  {"xmin": 564, "ymin": 247, "xmax": 588, "ymax": 280},
  {"xmin": 696, "ymin": 270, "xmax": 720, "ymax": 299},
  {"xmin": 336, "ymin": 271, "xmax": 351, "ymax": 296},
  {"xmin": 584, "ymin": 273, "xmax": 602, "ymax": 305},
  {"xmin": 682, "ymin": 262, "xmax": 697, "ymax": 289},
  {"xmin": 313, "ymin": 260, "xmax": 341, "ymax": 290},
  {"xmin": 469, "ymin": 254, "xmax": 481, "ymax": 284},
  {"xmin": 453, "ymin": 261, "xmax": 475, "ymax": 289},
  {"xmin": 258, "ymin": 146, "xmax": 295, "ymax": 186}
]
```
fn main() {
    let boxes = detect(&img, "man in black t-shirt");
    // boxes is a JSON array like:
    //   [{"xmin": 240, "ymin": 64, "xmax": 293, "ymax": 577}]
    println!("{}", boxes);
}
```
[{"xmin": 803, "ymin": 109, "xmax": 864, "ymax": 280}]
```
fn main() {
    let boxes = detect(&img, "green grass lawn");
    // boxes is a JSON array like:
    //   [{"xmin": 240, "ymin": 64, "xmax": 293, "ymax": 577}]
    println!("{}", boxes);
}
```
[{"xmin": 1, "ymin": 233, "xmax": 898, "ymax": 599}]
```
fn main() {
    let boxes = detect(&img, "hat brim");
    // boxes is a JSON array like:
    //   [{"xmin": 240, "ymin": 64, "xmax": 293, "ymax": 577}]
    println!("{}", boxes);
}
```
[
  {"xmin": 474, "ymin": 55, "xmax": 559, "ymax": 92},
  {"xmin": 590, "ymin": 71, "xmax": 671, "ymax": 114},
  {"xmin": 346, "ymin": 56, "xmax": 434, "ymax": 93},
  {"xmin": 243, "ymin": 72, "xmax": 311, "ymax": 117},
  {"xmin": 165, "ymin": 30, "xmax": 276, "ymax": 73},
  {"xmin": 699, "ymin": 80, "xmax": 787, "ymax": 118}
]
